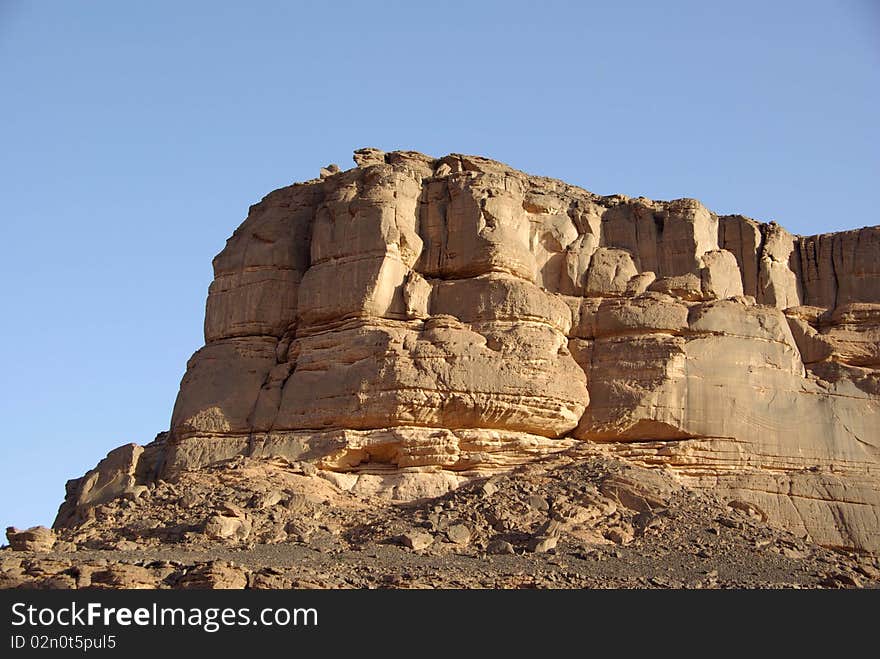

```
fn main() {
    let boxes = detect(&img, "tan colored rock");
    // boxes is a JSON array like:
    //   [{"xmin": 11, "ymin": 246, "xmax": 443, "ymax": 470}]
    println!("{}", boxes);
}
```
[
  {"xmin": 418, "ymin": 174, "xmax": 534, "ymax": 280},
  {"xmin": 785, "ymin": 312, "xmax": 835, "ymax": 364},
  {"xmin": 310, "ymin": 166, "xmax": 423, "ymax": 267},
  {"xmin": 701, "ymin": 249, "xmax": 744, "ymax": 299},
  {"xmin": 758, "ymin": 223, "xmax": 801, "ymax": 308},
  {"xmin": 400, "ymin": 530, "xmax": 433, "ymax": 551},
  {"xmin": 446, "ymin": 523, "xmax": 472, "ymax": 545},
  {"xmin": 51, "ymin": 150, "xmax": 880, "ymax": 555},
  {"xmin": 204, "ymin": 514, "xmax": 252, "ymax": 542},
  {"xmin": 688, "ymin": 299, "xmax": 801, "ymax": 354},
  {"xmin": 431, "ymin": 272, "xmax": 572, "ymax": 333},
  {"xmin": 10, "ymin": 442, "xmax": 880, "ymax": 588},
  {"xmin": 319, "ymin": 164, "xmax": 340, "ymax": 178},
  {"xmin": 582, "ymin": 295, "xmax": 878, "ymax": 551},
  {"xmin": 626, "ymin": 271, "xmax": 656, "ymax": 296},
  {"xmin": 6, "ymin": 526, "xmax": 55, "ymax": 552},
  {"xmin": 719, "ymin": 214, "xmax": 762, "ymax": 298},
  {"xmin": 264, "ymin": 313, "xmax": 587, "ymax": 440},
  {"xmin": 604, "ymin": 524, "xmax": 635, "ymax": 545},
  {"xmin": 297, "ymin": 254, "xmax": 412, "ymax": 327},
  {"xmin": 648, "ymin": 272, "xmax": 706, "ymax": 301},
  {"xmin": 352, "ymin": 147, "xmax": 386, "ymax": 167},
  {"xmin": 55, "ymin": 442, "xmax": 162, "ymax": 528},
  {"xmin": 179, "ymin": 561, "xmax": 248, "ymax": 589},
  {"xmin": 170, "ymin": 338, "xmax": 277, "ymax": 438},
  {"xmin": 90, "ymin": 564, "xmax": 157, "ymax": 589},
  {"xmin": 559, "ymin": 234, "xmax": 600, "ymax": 294},
  {"xmin": 599, "ymin": 467, "xmax": 679, "ymax": 512},
  {"xmin": 402, "ymin": 271, "xmax": 431, "ymax": 319},
  {"xmin": 585, "ymin": 248, "xmax": 639, "ymax": 296},
  {"xmin": 593, "ymin": 294, "xmax": 689, "ymax": 337},
  {"xmin": 528, "ymin": 534, "xmax": 559, "ymax": 553},
  {"xmin": 784, "ymin": 304, "xmax": 880, "ymax": 368},
  {"xmin": 818, "ymin": 304, "xmax": 880, "ymax": 367},
  {"xmin": 204, "ymin": 184, "xmax": 316, "ymax": 342},
  {"xmin": 601, "ymin": 198, "xmax": 717, "ymax": 277},
  {"xmin": 798, "ymin": 227, "xmax": 880, "ymax": 308}
]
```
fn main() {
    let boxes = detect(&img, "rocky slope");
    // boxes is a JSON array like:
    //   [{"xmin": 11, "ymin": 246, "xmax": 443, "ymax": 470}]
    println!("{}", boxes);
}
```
[
  {"xmin": 5, "ymin": 148, "xmax": 878, "ymax": 587},
  {"xmin": 5, "ymin": 451, "xmax": 878, "ymax": 588}
]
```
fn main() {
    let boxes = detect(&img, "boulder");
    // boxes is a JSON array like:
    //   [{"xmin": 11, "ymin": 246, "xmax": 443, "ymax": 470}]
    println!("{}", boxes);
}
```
[{"xmin": 6, "ymin": 526, "xmax": 55, "ymax": 552}]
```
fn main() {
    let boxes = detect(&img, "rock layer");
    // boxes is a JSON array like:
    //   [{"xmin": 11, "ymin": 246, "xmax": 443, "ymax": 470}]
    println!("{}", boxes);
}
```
[{"xmin": 55, "ymin": 150, "xmax": 880, "ymax": 554}]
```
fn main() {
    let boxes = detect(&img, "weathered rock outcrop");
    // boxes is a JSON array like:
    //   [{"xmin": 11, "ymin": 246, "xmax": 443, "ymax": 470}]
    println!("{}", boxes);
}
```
[{"xmin": 55, "ymin": 149, "xmax": 880, "ymax": 554}]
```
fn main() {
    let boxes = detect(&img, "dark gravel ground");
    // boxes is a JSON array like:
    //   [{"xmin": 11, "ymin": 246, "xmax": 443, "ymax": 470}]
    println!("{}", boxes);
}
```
[{"xmin": 3, "ymin": 453, "xmax": 877, "ymax": 589}]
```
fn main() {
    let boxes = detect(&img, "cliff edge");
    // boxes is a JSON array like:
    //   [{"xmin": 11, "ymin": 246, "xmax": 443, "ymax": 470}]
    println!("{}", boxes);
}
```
[{"xmin": 52, "ymin": 149, "xmax": 880, "ymax": 556}]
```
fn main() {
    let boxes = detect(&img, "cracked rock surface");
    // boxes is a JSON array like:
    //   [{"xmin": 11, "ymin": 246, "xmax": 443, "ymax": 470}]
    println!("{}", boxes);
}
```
[{"xmin": 15, "ymin": 149, "xmax": 877, "ymax": 587}]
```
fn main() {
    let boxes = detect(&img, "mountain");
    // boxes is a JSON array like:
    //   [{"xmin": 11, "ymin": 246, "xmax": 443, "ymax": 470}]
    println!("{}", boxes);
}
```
[{"xmin": 5, "ymin": 149, "xmax": 878, "ymax": 588}]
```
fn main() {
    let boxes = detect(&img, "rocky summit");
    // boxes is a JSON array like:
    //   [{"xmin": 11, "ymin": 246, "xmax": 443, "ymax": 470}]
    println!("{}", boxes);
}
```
[{"xmin": 5, "ymin": 149, "xmax": 879, "ymax": 589}]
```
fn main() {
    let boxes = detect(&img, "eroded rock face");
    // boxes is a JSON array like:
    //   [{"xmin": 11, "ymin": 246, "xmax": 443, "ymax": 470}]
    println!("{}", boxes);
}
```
[
  {"xmin": 6, "ymin": 526, "xmax": 55, "ymax": 552},
  {"xmin": 55, "ymin": 150, "xmax": 880, "ymax": 554}
]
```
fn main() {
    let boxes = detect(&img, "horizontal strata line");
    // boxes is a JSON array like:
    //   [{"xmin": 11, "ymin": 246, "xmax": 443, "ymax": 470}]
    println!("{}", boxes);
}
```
[
  {"xmin": 294, "ymin": 315, "xmax": 420, "ymax": 337},
  {"xmin": 656, "ymin": 465, "xmax": 877, "ymax": 478},
  {"xmin": 592, "ymin": 327, "xmax": 794, "ymax": 341},
  {"xmin": 710, "ymin": 485, "xmax": 880, "ymax": 507},
  {"xmin": 295, "ymin": 316, "xmax": 567, "ymax": 338},
  {"xmin": 215, "ymin": 265, "xmax": 302, "ymax": 275},
  {"xmin": 173, "ymin": 425, "xmax": 574, "ymax": 440},
  {"xmin": 663, "ymin": 460, "xmax": 878, "ymax": 471},
  {"xmin": 615, "ymin": 453, "xmax": 878, "ymax": 471},
  {"xmin": 602, "ymin": 436, "xmax": 748, "ymax": 445},
  {"xmin": 578, "ymin": 435, "xmax": 702, "ymax": 443},
  {"xmin": 589, "ymin": 330, "xmax": 797, "ymax": 345},
  {"xmin": 178, "ymin": 428, "xmax": 570, "ymax": 437},
  {"xmin": 204, "ymin": 334, "xmax": 282, "ymax": 344},
  {"xmin": 293, "ymin": 355, "xmax": 560, "ymax": 369},
  {"xmin": 274, "ymin": 386, "xmax": 582, "ymax": 405},
  {"xmin": 610, "ymin": 443, "xmax": 876, "ymax": 462},
  {"xmin": 307, "ymin": 251, "xmax": 405, "ymax": 267}
]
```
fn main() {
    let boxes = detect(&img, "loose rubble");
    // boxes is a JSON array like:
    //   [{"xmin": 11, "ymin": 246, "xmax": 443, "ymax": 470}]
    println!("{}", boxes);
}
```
[{"xmin": 3, "ymin": 452, "xmax": 877, "ymax": 589}]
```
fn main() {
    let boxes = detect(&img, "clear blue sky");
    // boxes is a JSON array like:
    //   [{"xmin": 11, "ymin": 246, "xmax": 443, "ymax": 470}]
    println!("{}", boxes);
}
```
[{"xmin": 1, "ymin": 1, "xmax": 878, "ymax": 530}]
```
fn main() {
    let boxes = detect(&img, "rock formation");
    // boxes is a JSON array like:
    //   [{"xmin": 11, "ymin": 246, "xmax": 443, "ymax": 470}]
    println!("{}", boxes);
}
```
[
  {"xmin": 54, "ymin": 149, "xmax": 880, "ymax": 555},
  {"xmin": 6, "ymin": 452, "xmax": 878, "ymax": 589}
]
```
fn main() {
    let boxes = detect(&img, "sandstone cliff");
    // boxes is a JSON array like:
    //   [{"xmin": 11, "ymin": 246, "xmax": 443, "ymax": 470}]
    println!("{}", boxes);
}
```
[{"xmin": 54, "ymin": 149, "xmax": 880, "ymax": 554}]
